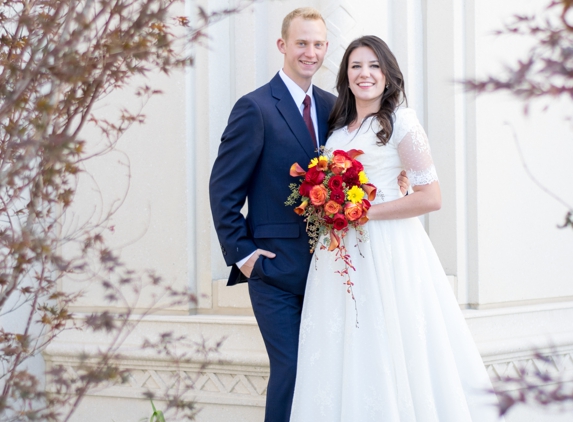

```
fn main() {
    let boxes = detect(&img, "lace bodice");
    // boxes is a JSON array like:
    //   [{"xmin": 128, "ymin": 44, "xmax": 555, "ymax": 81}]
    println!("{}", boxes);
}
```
[{"xmin": 326, "ymin": 108, "xmax": 438, "ymax": 202}]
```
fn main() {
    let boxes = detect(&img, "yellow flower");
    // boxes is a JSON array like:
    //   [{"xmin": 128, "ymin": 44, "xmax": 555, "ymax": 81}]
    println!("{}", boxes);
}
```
[
  {"xmin": 346, "ymin": 186, "xmax": 365, "ymax": 204},
  {"xmin": 358, "ymin": 171, "xmax": 368, "ymax": 184},
  {"xmin": 308, "ymin": 155, "xmax": 328, "ymax": 169}
]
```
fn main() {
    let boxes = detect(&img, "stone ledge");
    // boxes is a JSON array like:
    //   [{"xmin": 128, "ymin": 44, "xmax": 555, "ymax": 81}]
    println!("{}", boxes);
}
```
[
  {"xmin": 463, "ymin": 300, "xmax": 573, "ymax": 359},
  {"xmin": 44, "ymin": 304, "xmax": 573, "ymax": 420},
  {"xmin": 44, "ymin": 314, "xmax": 268, "ymax": 367}
]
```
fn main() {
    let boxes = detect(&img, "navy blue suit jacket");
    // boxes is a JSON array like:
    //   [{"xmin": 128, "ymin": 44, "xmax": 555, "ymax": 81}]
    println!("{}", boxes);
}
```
[{"xmin": 209, "ymin": 73, "xmax": 337, "ymax": 296}]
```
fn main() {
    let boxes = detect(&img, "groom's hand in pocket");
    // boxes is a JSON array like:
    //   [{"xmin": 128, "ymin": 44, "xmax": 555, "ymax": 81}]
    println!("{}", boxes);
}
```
[{"xmin": 240, "ymin": 249, "xmax": 276, "ymax": 278}]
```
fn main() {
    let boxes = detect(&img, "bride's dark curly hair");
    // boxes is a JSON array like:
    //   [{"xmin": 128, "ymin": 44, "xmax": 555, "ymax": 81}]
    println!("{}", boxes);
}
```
[{"xmin": 327, "ymin": 35, "xmax": 407, "ymax": 146}]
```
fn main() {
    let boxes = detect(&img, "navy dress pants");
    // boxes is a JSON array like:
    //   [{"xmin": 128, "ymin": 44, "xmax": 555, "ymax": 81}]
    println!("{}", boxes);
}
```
[{"xmin": 248, "ymin": 274, "xmax": 304, "ymax": 422}]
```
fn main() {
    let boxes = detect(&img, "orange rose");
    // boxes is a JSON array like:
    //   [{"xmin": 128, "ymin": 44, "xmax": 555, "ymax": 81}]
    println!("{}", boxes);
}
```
[
  {"xmin": 309, "ymin": 184, "xmax": 328, "ymax": 206},
  {"xmin": 330, "ymin": 154, "xmax": 352, "ymax": 175},
  {"xmin": 344, "ymin": 202, "xmax": 363, "ymax": 222},
  {"xmin": 324, "ymin": 200, "xmax": 341, "ymax": 215}
]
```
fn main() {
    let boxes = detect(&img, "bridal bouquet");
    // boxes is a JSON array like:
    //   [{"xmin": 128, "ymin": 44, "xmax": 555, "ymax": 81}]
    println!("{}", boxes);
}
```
[{"xmin": 285, "ymin": 149, "xmax": 377, "ymax": 318}]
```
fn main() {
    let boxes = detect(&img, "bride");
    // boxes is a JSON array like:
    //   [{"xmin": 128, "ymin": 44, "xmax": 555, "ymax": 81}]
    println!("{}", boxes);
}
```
[{"xmin": 290, "ymin": 35, "xmax": 501, "ymax": 421}]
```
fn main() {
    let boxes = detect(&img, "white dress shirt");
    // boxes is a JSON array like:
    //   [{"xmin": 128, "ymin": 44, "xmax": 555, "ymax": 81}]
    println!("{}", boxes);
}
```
[
  {"xmin": 237, "ymin": 70, "xmax": 320, "ymax": 270},
  {"xmin": 279, "ymin": 69, "xmax": 320, "ymax": 146}
]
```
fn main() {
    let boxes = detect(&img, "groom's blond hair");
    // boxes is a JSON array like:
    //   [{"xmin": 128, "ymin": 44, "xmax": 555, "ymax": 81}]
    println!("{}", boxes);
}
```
[{"xmin": 281, "ymin": 8, "xmax": 326, "ymax": 40}]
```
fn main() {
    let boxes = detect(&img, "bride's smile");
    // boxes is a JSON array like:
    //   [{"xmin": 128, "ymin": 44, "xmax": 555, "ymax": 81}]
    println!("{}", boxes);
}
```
[{"xmin": 347, "ymin": 46, "xmax": 387, "ymax": 108}]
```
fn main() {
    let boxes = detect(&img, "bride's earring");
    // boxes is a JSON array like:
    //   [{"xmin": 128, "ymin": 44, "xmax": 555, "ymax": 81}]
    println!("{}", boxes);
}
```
[{"xmin": 385, "ymin": 83, "xmax": 390, "ymax": 89}]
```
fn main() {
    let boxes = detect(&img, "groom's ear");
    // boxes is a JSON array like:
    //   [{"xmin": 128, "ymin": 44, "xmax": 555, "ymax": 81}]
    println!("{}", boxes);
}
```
[{"xmin": 277, "ymin": 38, "xmax": 287, "ymax": 54}]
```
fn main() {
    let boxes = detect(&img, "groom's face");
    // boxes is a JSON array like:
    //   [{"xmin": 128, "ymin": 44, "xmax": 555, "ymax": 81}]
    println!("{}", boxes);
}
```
[{"xmin": 277, "ymin": 17, "xmax": 328, "ymax": 90}]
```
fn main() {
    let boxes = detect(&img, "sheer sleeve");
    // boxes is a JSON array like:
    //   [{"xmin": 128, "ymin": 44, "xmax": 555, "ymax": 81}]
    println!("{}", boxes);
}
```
[{"xmin": 396, "ymin": 117, "xmax": 438, "ymax": 186}]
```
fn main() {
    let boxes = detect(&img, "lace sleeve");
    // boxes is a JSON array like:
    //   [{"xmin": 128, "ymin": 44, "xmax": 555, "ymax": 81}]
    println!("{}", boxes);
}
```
[{"xmin": 396, "ymin": 122, "xmax": 438, "ymax": 186}]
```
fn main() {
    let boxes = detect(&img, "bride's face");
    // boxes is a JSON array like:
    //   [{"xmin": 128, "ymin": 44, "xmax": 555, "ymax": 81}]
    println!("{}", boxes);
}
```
[{"xmin": 347, "ymin": 46, "xmax": 386, "ymax": 105}]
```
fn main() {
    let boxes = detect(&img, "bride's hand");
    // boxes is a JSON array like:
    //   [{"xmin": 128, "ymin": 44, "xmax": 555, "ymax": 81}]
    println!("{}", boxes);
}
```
[{"xmin": 397, "ymin": 170, "xmax": 409, "ymax": 195}]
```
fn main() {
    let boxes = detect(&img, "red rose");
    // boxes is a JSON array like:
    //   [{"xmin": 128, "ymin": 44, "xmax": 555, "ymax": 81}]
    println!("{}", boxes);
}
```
[
  {"xmin": 342, "ymin": 167, "xmax": 360, "ymax": 186},
  {"xmin": 305, "ymin": 166, "xmax": 326, "ymax": 185},
  {"xmin": 351, "ymin": 159, "xmax": 364, "ymax": 172},
  {"xmin": 299, "ymin": 181, "xmax": 313, "ymax": 197},
  {"xmin": 333, "ymin": 213, "xmax": 348, "ymax": 230},
  {"xmin": 323, "ymin": 215, "xmax": 334, "ymax": 225},
  {"xmin": 362, "ymin": 199, "xmax": 371, "ymax": 211},
  {"xmin": 333, "ymin": 150, "xmax": 351, "ymax": 159},
  {"xmin": 329, "ymin": 189, "xmax": 345, "ymax": 205},
  {"xmin": 328, "ymin": 175, "xmax": 343, "ymax": 191}
]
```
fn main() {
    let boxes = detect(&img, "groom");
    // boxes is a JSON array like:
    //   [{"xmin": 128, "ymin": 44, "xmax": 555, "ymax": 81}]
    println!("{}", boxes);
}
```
[{"xmin": 209, "ymin": 8, "xmax": 334, "ymax": 421}]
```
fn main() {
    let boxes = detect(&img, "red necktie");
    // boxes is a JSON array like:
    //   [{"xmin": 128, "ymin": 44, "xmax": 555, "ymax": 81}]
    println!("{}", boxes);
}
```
[{"xmin": 302, "ymin": 95, "xmax": 317, "ymax": 147}]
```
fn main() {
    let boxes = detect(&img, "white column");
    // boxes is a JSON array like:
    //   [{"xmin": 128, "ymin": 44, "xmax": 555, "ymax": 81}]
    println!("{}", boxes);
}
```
[{"xmin": 424, "ymin": 0, "xmax": 473, "ymax": 305}]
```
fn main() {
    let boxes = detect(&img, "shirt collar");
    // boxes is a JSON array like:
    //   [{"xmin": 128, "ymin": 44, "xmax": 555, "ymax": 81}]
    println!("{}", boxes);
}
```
[{"xmin": 279, "ymin": 69, "xmax": 314, "ymax": 108}]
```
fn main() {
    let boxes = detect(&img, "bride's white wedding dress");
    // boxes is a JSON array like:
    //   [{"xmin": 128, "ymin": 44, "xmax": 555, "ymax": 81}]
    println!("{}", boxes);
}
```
[{"xmin": 290, "ymin": 108, "xmax": 500, "ymax": 421}]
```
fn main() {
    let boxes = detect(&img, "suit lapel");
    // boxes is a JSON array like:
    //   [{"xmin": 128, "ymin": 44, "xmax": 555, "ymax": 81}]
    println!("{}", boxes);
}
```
[
  {"xmin": 271, "ymin": 74, "xmax": 316, "ymax": 161},
  {"xmin": 314, "ymin": 88, "xmax": 331, "ymax": 148}
]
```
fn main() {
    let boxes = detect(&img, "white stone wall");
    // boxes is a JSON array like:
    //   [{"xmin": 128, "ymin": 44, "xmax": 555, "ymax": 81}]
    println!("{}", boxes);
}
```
[
  {"xmin": 471, "ymin": 1, "xmax": 573, "ymax": 306},
  {"xmin": 44, "ymin": 0, "xmax": 573, "ymax": 421}
]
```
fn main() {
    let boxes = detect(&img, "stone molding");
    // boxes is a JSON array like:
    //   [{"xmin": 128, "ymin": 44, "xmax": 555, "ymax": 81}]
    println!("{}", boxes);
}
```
[
  {"xmin": 45, "ymin": 348, "xmax": 573, "ymax": 410},
  {"xmin": 44, "ymin": 303, "xmax": 573, "ymax": 410},
  {"xmin": 486, "ymin": 350, "xmax": 573, "ymax": 390},
  {"xmin": 46, "ymin": 358, "xmax": 269, "ymax": 408}
]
